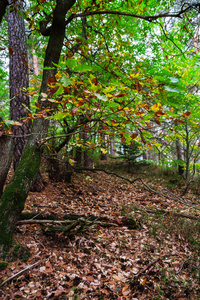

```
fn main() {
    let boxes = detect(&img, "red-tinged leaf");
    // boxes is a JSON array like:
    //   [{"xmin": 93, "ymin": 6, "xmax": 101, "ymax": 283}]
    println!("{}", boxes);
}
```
[
  {"xmin": 136, "ymin": 81, "xmax": 142, "ymax": 91},
  {"xmin": 115, "ymin": 93, "xmax": 127, "ymax": 98},
  {"xmin": 130, "ymin": 133, "xmax": 138, "ymax": 139},
  {"xmin": 8, "ymin": 47, "xmax": 14, "ymax": 55},
  {"xmin": 48, "ymin": 77, "xmax": 57, "ymax": 84},
  {"xmin": 121, "ymin": 135, "xmax": 126, "ymax": 143},
  {"xmin": 86, "ymin": 115, "xmax": 91, "ymax": 121},
  {"xmin": 68, "ymin": 50, "xmax": 74, "ymax": 58},
  {"xmin": 78, "ymin": 100, "xmax": 85, "ymax": 107},
  {"xmin": 76, "ymin": 38, "xmax": 82, "ymax": 44},
  {"xmin": 63, "ymin": 86, "xmax": 70, "ymax": 93},
  {"xmin": 110, "ymin": 107, "xmax": 115, "ymax": 112},
  {"xmin": 92, "ymin": 78, "xmax": 98, "ymax": 85},
  {"xmin": 28, "ymin": 113, "xmax": 36, "ymax": 120},
  {"xmin": 35, "ymin": 102, "xmax": 42, "ymax": 109},
  {"xmin": 50, "ymin": 86, "xmax": 59, "ymax": 95},
  {"xmin": 183, "ymin": 111, "xmax": 191, "ymax": 118},
  {"xmin": 22, "ymin": 58, "xmax": 28, "ymax": 67},
  {"xmin": 156, "ymin": 109, "xmax": 165, "ymax": 116}
]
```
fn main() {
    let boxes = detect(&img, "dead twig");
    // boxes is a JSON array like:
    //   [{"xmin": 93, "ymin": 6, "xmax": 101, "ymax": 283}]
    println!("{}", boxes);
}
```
[
  {"xmin": 0, "ymin": 260, "xmax": 42, "ymax": 287},
  {"xmin": 135, "ymin": 256, "xmax": 161, "ymax": 278}
]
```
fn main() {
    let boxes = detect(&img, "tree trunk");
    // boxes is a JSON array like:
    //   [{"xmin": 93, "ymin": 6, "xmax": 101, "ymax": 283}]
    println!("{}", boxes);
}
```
[
  {"xmin": 176, "ymin": 140, "xmax": 184, "ymax": 176},
  {"xmin": 0, "ymin": 132, "xmax": 13, "ymax": 198},
  {"xmin": 7, "ymin": 0, "xmax": 31, "ymax": 171},
  {"xmin": 0, "ymin": 0, "xmax": 76, "ymax": 256}
]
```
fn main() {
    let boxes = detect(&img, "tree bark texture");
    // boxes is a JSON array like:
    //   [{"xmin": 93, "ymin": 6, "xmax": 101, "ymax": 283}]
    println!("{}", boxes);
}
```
[
  {"xmin": 0, "ymin": 133, "xmax": 13, "ymax": 198},
  {"xmin": 7, "ymin": 0, "xmax": 31, "ymax": 170},
  {"xmin": 0, "ymin": 0, "xmax": 76, "ymax": 256}
]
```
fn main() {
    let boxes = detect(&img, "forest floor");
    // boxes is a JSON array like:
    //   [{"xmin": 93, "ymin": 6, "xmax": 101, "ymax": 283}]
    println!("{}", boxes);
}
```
[{"xmin": 0, "ymin": 161, "xmax": 200, "ymax": 300}]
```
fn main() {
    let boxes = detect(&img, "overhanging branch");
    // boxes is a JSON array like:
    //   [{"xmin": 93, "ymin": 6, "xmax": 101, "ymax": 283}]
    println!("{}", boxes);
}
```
[{"xmin": 65, "ymin": 4, "xmax": 200, "ymax": 26}]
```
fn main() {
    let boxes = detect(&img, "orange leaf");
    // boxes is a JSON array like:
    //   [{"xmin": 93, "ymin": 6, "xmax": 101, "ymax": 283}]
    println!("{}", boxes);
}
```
[
  {"xmin": 92, "ymin": 78, "xmax": 98, "ymax": 85},
  {"xmin": 141, "ymin": 278, "xmax": 147, "ymax": 285},
  {"xmin": 183, "ymin": 111, "xmax": 191, "ymax": 118}
]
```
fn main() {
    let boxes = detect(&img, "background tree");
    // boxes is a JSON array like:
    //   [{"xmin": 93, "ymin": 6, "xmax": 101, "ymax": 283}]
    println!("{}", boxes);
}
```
[{"xmin": 7, "ymin": 0, "xmax": 30, "ymax": 170}]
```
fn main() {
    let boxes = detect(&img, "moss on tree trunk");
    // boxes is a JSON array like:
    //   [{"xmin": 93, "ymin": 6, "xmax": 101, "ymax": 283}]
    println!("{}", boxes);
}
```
[{"xmin": 0, "ymin": 143, "xmax": 41, "ymax": 255}]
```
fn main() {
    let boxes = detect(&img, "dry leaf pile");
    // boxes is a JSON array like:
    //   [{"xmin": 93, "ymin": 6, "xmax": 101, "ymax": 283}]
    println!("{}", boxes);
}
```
[{"xmin": 0, "ymin": 168, "xmax": 199, "ymax": 299}]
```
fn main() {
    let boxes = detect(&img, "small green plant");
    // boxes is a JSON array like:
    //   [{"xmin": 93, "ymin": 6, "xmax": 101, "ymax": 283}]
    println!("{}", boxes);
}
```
[{"xmin": 10, "ymin": 243, "xmax": 31, "ymax": 262}]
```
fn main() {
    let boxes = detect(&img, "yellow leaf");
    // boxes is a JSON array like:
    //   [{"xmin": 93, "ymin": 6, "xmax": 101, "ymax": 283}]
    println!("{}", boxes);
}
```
[{"xmin": 151, "ymin": 103, "xmax": 162, "ymax": 112}]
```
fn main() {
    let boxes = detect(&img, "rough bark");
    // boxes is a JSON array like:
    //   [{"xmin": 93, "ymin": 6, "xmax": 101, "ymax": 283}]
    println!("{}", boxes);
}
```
[
  {"xmin": 0, "ymin": 0, "xmax": 76, "ymax": 256},
  {"xmin": 7, "ymin": 0, "xmax": 31, "ymax": 170},
  {"xmin": 0, "ymin": 133, "xmax": 13, "ymax": 198}
]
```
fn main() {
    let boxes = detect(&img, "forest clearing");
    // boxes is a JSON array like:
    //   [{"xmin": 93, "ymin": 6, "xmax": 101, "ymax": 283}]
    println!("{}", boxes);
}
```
[{"xmin": 0, "ymin": 160, "xmax": 199, "ymax": 299}]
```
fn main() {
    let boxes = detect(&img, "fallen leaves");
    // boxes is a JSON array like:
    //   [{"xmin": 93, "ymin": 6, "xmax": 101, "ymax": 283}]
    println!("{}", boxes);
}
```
[{"xmin": 0, "ymin": 167, "xmax": 199, "ymax": 299}]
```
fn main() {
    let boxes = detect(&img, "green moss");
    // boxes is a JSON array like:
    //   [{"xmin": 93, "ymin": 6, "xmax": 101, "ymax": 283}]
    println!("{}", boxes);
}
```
[
  {"xmin": 0, "ymin": 261, "xmax": 8, "ymax": 270},
  {"xmin": 10, "ymin": 243, "xmax": 31, "ymax": 262},
  {"xmin": 0, "ymin": 144, "xmax": 42, "ymax": 255},
  {"xmin": 123, "ymin": 216, "xmax": 138, "ymax": 229}
]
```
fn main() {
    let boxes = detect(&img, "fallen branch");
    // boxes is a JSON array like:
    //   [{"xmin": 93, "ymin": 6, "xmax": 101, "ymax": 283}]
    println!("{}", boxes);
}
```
[
  {"xmin": 135, "ymin": 256, "xmax": 161, "ymax": 278},
  {"xmin": 0, "ymin": 260, "xmax": 42, "ymax": 287},
  {"xmin": 141, "ymin": 207, "xmax": 200, "ymax": 221},
  {"xmin": 17, "ymin": 216, "xmax": 138, "ymax": 231},
  {"xmin": 77, "ymin": 168, "xmax": 199, "ymax": 209}
]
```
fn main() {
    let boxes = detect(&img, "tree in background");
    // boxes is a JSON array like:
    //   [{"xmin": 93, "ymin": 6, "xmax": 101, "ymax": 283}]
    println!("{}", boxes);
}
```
[{"xmin": 7, "ymin": 0, "xmax": 31, "ymax": 170}]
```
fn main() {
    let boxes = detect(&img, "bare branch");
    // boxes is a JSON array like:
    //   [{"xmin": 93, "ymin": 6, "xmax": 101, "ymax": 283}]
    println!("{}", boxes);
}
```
[{"xmin": 65, "ymin": 4, "xmax": 200, "ymax": 26}]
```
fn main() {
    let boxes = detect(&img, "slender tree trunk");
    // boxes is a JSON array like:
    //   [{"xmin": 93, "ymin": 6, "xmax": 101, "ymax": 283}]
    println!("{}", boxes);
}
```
[
  {"xmin": 185, "ymin": 121, "xmax": 190, "ymax": 183},
  {"xmin": 176, "ymin": 139, "xmax": 184, "ymax": 176},
  {"xmin": 7, "ymin": 0, "xmax": 31, "ymax": 170},
  {"xmin": 0, "ymin": 0, "xmax": 76, "ymax": 256}
]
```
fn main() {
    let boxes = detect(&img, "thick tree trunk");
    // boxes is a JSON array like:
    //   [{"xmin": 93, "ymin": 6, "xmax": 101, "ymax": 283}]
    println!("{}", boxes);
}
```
[
  {"xmin": 0, "ymin": 132, "xmax": 13, "ymax": 198},
  {"xmin": 0, "ymin": 0, "xmax": 76, "ymax": 256},
  {"xmin": 7, "ymin": 0, "xmax": 31, "ymax": 170}
]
